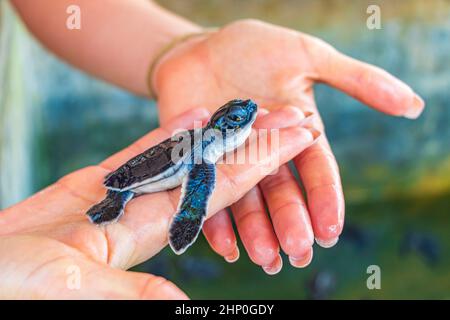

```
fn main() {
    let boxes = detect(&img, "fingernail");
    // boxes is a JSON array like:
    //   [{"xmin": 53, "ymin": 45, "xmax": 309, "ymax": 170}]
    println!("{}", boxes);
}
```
[
  {"xmin": 315, "ymin": 237, "xmax": 339, "ymax": 248},
  {"xmin": 304, "ymin": 112, "xmax": 314, "ymax": 119},
  {"xmin": 224, "ymin": 247, "xmax": 240, "ymax": 263},
  {"xmin": 262, "ymin": 255, "xmax": 283, "ymax": 275},
  {"xmin": 404, "ymin": 94, "xmax": 425, "ymax": 119},
  {"xmin": 300, "ymin": 111, "xmax": 315, "ymax": 125},
  {"xmin": 282, "ymin": 106, "xmax": 306, "ymax": 122},
  {"xmin": 303, "ymin": 110, "xmax": 314, "ymax": 118},
  {"xmin": 306, "ymin": 127, "xmax": 321, "ymax": 140},
  {"xmin": 289, "ymin": 248, "xmax": 313, "ymax": 268},
  {"xmin": 258, "ymin": 108, "xmax": 270, "ymax": 116}
]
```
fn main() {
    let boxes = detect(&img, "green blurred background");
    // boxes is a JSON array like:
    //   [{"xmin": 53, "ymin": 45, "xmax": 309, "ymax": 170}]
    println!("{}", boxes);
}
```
[{"xmin": 0, "ymin": 0, "xmax": 449, "ymax": 299}]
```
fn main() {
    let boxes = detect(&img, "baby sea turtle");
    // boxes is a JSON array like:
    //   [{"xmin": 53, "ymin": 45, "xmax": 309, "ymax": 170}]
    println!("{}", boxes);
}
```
[{"xmin": 87, "ymin": 99, "xmax": 258, "ymax": 254}]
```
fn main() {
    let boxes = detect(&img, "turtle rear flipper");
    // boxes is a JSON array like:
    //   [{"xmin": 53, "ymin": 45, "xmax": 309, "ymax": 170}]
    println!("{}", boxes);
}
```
[
  {"xmin": 87, "ymin": 190, "xmax": 134, "ymax": 225},
  {"xmin": 169, "ymin": 162, "xmax": 216, "ymax": 254}
]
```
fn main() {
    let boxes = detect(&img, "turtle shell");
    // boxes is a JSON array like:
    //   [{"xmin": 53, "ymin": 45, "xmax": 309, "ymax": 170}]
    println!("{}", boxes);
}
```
[{"xmin": 104, "ymin": 129, "xmax": 196, "ymax": 190}]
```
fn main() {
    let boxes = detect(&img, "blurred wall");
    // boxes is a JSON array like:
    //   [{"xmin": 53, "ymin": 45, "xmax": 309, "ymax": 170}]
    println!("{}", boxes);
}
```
[
  {"xmin": 0, "ymin": 1, "xmax": 157, "ymax": 208},
  {"xmin": 0, "ymin": 1, "xmax": 33, "ymax": 208}
]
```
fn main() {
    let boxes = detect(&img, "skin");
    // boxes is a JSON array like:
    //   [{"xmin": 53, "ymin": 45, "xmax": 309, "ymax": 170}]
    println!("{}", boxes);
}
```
[
  {"xmin": 0, "ymin": 107, "xmax": 319, "ymax": 299},
  {"xmin": 152, "ymin": 20, "xmax": 425, "ymax": 273},
  {"xmin": 9, "ymin": 0, "xmax": 425, "ymax": 281}
]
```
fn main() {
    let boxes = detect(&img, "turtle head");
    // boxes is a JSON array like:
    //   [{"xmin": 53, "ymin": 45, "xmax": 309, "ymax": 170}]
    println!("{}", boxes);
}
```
[{"xmin": 208, "ymin": 99, "xmax": 258, "ymax": 136}]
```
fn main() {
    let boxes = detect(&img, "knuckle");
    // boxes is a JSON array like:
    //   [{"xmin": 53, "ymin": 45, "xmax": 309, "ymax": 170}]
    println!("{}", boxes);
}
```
[
  {"xmin": 260, "ymin": 170, "xmax": 295, "ymax": 192},
  {"xmin": 296, "ymin": 146, "xmax": 336, "ymax": 170},
  {"xmin": 218, "ymin": 167, "xmax": 240, "ymax": 201}
]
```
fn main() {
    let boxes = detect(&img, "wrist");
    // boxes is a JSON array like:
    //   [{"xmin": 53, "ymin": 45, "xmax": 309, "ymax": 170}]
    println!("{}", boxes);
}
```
[{"xmin": 147, "ymin": 28, "xmax": 217, "ymax": 99}]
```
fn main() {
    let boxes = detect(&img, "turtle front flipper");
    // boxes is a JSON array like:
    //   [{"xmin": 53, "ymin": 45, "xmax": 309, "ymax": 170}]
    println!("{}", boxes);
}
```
[
  {"xmin": 87, "ymin": 190, "xmax": 134, "ymax": 225},
  {"xmin": 169, "ymin": 162, "xmax": 216, "ymax": 254}
]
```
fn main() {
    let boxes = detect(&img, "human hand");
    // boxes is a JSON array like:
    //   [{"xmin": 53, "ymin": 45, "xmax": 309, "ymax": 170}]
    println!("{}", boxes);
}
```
[
  {"xmin": 0, "ymin": 106, "xmax": 318, "ymax": 299},
  {"xmin": 151, "ymin": 19, "xmax": 425, "ymax": 273}
]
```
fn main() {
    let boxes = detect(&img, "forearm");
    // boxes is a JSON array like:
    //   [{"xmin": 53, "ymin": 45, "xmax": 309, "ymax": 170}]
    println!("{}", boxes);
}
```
[{"xmin": 11, "ymin": 0, "xmax": 201, "ymax": 96}]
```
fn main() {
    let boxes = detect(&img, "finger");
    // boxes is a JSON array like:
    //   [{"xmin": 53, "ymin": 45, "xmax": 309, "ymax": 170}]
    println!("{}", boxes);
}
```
[
  {"xmin": 259, "ymin": 165, "xmax": 314, "ymax": 268},
  {"xmin": 254, "ymin": 105, "xmax": 313, "ymax": 129},
  {"xmin": 210, "ymin": 124, "xmax": 321, "ymax": 212},
  {"xmin": 202, "ymin": 209, "xmax": 239, "ymax": 262},
  {"xmin": 307, "ymin": 35, "xmax": 425, "ymax": 118},
  {"xmin": 293, "ymin": 138, "xmax": 345, "ymax": 248},
  {"xmin": 231, "ymin": 187, "xmax": 282, "ymax": 275}
]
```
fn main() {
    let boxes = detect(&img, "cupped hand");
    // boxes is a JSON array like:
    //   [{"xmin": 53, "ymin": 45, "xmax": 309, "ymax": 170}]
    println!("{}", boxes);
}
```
[
  {"xmin": 152, "ymin": 19, "xmax": 425, "ymax": 273},
  {"xmin": 0, "ymin": 106, "xmax": 317, "ymax": 299}
]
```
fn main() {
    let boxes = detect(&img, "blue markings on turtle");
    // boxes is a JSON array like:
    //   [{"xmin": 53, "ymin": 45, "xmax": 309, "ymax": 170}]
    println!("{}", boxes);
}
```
[
  {"xmin": 169, "ymin": 162, "xmax": 215, "ymax": 254},
  {"xmin": 86, "ymin": 99, "xmax": 258, "ymax": 254}
]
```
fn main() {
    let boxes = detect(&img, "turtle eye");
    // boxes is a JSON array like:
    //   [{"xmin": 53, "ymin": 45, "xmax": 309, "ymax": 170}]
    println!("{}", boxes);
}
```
[{"xmin": 229, "ymin": 114, "xmax": 243, "ymax": 122}]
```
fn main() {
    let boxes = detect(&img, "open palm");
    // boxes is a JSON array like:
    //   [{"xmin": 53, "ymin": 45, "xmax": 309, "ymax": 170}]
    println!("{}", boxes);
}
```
[
  {"xmin": 0, "ymin": 106, "xmax": 317, "ymax": 299},
  {"xmin": 153, "ymin": 19, "xmax": 424, "ymax": 272}
]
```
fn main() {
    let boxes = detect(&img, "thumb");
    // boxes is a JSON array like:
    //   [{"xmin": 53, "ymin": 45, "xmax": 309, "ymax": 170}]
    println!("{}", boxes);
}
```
[
  {"xmin": 74, "ymin": 265, "xmax": 189, "ymax": 300},
  {"xmin": 0, "ymin": 235, "xmax": 188, "ymax": 299},
  {"xmin": 309, "ymin": 37, "xmax": 425, "ymax": 119}
]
